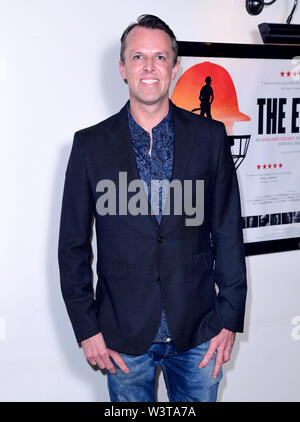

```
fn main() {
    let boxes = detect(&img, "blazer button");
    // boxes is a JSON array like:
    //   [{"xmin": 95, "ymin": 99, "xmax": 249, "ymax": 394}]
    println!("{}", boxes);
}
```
[
  {"xmin": 156, "ymin": 278, "xmax": 161, "ymax": 285},
  {"xmin": 157, "ymin": 235, "xmax": 164, "ymax": 243}
]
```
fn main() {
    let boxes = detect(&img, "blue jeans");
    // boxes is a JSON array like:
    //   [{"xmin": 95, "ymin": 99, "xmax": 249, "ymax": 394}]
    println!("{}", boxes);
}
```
[{"xmin": 107, "ymin": 340, "xmax": 222, "ymax": 402}]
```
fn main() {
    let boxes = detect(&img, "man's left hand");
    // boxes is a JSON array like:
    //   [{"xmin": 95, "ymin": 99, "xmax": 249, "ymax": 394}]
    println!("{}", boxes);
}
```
[{"xmin": 198, "ymin": 328, "xmax": 235, "ymax": 379}]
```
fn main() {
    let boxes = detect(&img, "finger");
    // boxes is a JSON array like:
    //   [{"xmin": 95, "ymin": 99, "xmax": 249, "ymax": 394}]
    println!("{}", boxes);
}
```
[
  {"xmin": 212, "ymin": 350, "xmax": 224, "ymax": 379},
  {"xmin": 95, "ymin": 358, "xmax": 105, "ymax": 370},
  {"xmin": 100, "ymin": 353, "xmax": 117, "ymax": 374},
  {"xmin": 109, "ymin": 350, "xmax": 130, "ymax": 374},
  {"xmin": 223, "ymin": 343, "xmax": 233, "ymax": 362},
  {"xmin": 84, "ymin": 351, "xmax": 98, "ymax": 366},
  {"xmin": 199, "ymin": 343, "xmax": 216, "ymax": 368}
]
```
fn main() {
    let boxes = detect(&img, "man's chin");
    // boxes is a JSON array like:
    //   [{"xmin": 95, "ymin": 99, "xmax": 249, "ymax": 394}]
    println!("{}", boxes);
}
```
[{"xmin": 133, "ymin": 94, "xmax": 168, "ymax": 107}]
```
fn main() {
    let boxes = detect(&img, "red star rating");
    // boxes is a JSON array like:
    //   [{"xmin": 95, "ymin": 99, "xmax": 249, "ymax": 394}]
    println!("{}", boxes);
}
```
[
  {"xmin": 280, "ymin": 71, "xmax": 300, "ymax": 77},
  {"xmin": 257, "ymin": 163, "xmax": 283, "ymax": 169}
]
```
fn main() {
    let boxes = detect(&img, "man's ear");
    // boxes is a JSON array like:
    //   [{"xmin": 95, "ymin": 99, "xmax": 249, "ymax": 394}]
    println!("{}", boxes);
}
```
[
  {"xmin": 119, "ymin": 59, "xmax": 126, "ymax": 81},
  {"xmin": 119, "ymin": 60, "xmax": 128, "ymax": 84},
  {"xmin": 171, "ymin": 60, "xmax": 180, "ymax": 80}
]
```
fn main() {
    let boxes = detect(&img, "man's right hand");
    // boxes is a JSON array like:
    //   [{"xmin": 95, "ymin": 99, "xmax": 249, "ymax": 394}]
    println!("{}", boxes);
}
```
[{"xmin": 81, "ymin": 332, "xmax": 130, "ymax": 375}]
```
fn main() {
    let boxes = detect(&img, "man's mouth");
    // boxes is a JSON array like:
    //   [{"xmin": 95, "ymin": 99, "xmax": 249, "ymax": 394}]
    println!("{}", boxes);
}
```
[{"xmin": 140, "ymin": 79, "xmax": 159, "ymax": 85}]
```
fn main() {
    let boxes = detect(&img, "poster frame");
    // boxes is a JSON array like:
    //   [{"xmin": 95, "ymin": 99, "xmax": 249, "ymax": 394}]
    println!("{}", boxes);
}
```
[{"xmin": 177, "ymin": 41, "xmax": 300, "ymax": 256}]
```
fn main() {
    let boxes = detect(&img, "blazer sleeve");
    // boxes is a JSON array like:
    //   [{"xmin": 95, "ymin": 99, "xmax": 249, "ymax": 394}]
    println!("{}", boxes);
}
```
[
  {"xmin": 58, "ymin": 132, "xmax": 101, "ymax": 343},
  {"xmin": 210, "ymin": 122, "xmax": 247, "ymax": 333}
]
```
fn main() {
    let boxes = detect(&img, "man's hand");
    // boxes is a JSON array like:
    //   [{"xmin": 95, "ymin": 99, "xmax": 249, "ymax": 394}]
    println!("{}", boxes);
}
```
[
  {"xmin": 199, "ymin": 328, "xmax": 235, "ymax": 379},
  {"xmin": 81, "ymin": 332, "xmax": 130, "ymax": 375}
]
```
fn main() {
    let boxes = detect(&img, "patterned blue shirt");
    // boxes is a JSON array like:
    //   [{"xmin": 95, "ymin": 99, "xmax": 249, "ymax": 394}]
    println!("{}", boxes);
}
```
[{"xmin": 127, "ymin": 102, "xmax": 174, "ymax": 343}]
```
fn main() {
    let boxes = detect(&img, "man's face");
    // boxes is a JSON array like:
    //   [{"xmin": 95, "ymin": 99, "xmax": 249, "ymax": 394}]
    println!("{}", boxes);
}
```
[{"xmin": 119, "ymin": 26, "xmax": 179, "ymax": 107}]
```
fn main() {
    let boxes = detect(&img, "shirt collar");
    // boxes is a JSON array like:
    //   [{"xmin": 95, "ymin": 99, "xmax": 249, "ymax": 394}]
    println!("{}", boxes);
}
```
[{"xmin": 126, "ymin": 100, "xmax": 174, "ymax": 139}]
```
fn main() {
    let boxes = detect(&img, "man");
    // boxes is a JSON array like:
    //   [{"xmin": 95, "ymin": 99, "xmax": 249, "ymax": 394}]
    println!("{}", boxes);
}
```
[
  {"xmin": 199, "ymin": 76, "xmax": 214, "ymax": 118},
  {"xmin": 58, "ymin": 14, "xmax": 247, "ymax": 402}
]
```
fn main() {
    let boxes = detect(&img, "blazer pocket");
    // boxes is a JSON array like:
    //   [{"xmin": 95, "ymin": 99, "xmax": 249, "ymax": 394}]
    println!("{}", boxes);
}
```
[
  {"xmin": 193, "ymin": 250, "xmax": 214, "ymax": 273},
  {"xmin": 99, "ymin": 257, "xmax": 125, "ymax": 279}
]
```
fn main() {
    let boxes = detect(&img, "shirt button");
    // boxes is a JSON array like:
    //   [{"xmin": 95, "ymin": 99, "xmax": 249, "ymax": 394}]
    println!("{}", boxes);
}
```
[
  {"xmin": 166, "ymin": 337, "xmax": 171, "ymax": 342},
  {"xmin": 156, "ymin": 278, "xmax": 161, "ymax": 285},
  {"xmin": 157, "ymin": 236, "xmax": 164, "ymax": 243}
]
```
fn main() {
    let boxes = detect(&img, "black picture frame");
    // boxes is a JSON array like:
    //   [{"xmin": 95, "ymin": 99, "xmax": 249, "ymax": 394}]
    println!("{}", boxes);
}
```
[{"xmin": 177, "ymin": 41, "xmax": 300, "ymax": 256}]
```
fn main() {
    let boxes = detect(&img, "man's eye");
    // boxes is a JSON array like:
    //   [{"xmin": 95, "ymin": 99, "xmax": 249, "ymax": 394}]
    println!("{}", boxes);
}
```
[
  {"xmin": 157, "ymin": 55, "xmax": 165, "ymax": 60},
  {"xmin": 133, "ymin": 55, "xmax": 143, "ymax": 60}
]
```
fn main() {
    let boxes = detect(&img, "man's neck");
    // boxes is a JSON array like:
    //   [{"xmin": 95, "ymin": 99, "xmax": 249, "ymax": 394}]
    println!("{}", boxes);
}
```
[{"xmin": 129, "ymin": 97, "xmax": 170, "ymax": 135}]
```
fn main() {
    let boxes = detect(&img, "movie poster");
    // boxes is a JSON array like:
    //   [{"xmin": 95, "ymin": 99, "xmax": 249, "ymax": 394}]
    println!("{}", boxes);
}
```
[{"xmin": 170, "ymin": 55, "xmax": 300, "ymax": 245}]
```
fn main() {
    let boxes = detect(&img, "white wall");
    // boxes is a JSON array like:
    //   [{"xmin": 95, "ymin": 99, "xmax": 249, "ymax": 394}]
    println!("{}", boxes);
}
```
[{"xmin": 1, "ymin": 0, "xmax": 299, "ymax": 402}]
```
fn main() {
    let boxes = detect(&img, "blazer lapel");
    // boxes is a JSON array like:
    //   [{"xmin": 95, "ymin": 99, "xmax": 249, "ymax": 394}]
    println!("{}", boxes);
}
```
[
  {"xmin": 170, "ymin": 102, "xmax": 193, "ymax": 182},
  {"xmin": 160, "ymin": 103, "xmax": 194, "ymax": 230},
  {"xmin": 109, "ymin": 103, "xmax": 139, "ymax": 182},
  {"xmin": 109, "ymin": 103, "xmax": 158, "ymax": 226}
]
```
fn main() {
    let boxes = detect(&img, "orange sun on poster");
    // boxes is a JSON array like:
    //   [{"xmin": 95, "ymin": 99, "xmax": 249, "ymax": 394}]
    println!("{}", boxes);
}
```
[{"xmin": 171, "ymin": 61, "xmax": 250, "ymax": 134}]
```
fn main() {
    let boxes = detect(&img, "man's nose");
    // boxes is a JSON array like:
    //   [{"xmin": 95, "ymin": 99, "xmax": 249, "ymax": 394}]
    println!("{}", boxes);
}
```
[{"xmin": 143, "ymin": 57, "xmax": 155, "ymax": 72}]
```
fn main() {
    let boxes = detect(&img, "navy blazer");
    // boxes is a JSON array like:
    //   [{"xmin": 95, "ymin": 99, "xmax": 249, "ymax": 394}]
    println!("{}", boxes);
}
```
[{"xmin": 58, "ymin": 101, "xmax": 247, "ymax": 354}]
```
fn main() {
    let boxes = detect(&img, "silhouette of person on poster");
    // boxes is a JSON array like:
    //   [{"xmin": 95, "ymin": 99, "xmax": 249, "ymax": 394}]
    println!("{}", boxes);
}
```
[{"xmin": 199, "ymin": 76, "xmax": 214, "ymax": 118}]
